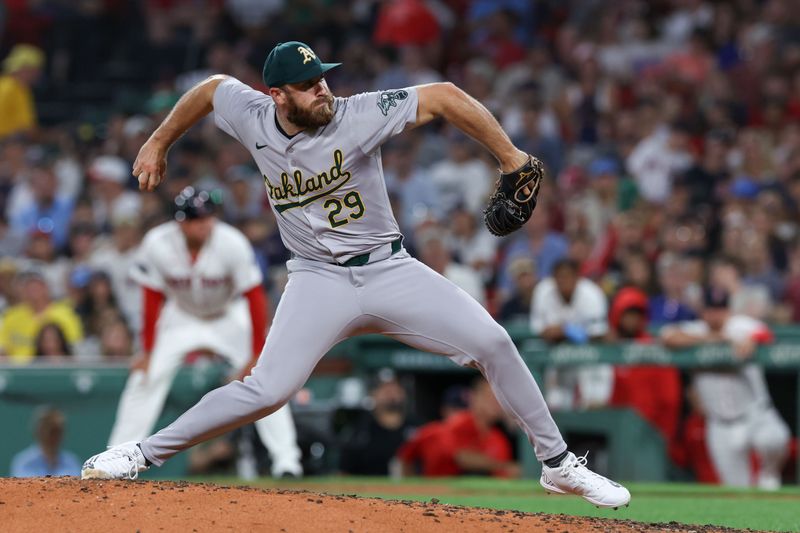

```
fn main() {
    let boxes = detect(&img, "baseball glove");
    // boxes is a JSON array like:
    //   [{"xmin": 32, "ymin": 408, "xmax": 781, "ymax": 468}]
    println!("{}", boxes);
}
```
[{"xmin": 483, "ymin": 155, "xmax": 544, "ymax": 236}]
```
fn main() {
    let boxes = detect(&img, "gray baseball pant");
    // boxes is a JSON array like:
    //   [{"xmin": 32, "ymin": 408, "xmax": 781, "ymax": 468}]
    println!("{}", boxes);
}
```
[{"xmin": 140, "ymin": 251, "xmax": 567, "ymax": 465}]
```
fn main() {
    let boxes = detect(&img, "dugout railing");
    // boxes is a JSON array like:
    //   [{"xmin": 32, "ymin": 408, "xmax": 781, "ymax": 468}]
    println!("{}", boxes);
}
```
[{"xmin": 1, "ymin": 325, "xmax": 799, "ymax": 481}]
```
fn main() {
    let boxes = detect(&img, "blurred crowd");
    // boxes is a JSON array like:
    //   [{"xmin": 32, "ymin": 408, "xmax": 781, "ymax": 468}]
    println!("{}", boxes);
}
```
[
  {"xmin": 1, "ymin": 0, "xmax": 799, "ymax": 486},
  {"xmin": 0, "ymin": 0, "xmax": 800, "ymax": 354},
  {"xmin": 0, "ymin": 0, "xmax": 798, "ymax": 356}
]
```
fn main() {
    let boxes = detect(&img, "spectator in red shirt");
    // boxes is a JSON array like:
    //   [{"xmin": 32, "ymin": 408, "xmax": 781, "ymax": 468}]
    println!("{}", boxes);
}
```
[
  {"xmin": 397, "ymin": 377, "xmax": 519, "ymax": 477},
  {"xmin": 373, "ymin": 0, "xmax": 441, "ymax": 47},
  {"xmin": 607, "ymin": 287, "xmax": 682, "ymax": 447}
]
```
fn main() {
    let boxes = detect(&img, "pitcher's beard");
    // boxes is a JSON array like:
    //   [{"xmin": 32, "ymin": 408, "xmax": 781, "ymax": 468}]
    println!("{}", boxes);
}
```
[{"xmin": 286, "ymin": 93, "xmax": 334, "ymax": 128}]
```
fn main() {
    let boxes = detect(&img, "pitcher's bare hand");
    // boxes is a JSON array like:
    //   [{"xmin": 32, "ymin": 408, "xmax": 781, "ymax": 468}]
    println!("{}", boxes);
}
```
[{"xmin": 133, "ymin": 139, "xmax": 168, "ymax": 191}]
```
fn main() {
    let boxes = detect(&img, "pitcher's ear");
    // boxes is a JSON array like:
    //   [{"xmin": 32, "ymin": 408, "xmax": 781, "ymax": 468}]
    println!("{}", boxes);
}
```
[{"xmin": 268, "ymin": 86, "xmax": 286, "ymax": 103}]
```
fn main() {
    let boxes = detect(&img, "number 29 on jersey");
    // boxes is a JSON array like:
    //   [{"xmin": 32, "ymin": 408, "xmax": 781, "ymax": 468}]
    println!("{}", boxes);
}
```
[{"xmin": 324, "ymin": 191, "xmax": 364, "ymax": 228}]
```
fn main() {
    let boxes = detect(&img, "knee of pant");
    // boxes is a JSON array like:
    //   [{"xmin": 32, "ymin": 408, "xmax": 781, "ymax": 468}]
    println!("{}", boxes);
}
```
[
  {"xmin": 710, "ymin": 424, "xmax": 748, "ymax": 452},
  {"xmin": 753, "ymin": 425, "xmax": 790, "ymax": 455},
  {"xmin": 245, "ymin": 377, "xmax": 294, "ymax": 409},
  {"xmin": 246, "ymin": 366, "xmax": 296, "ymax": 404},
  {"xmin": 255, "ymin": 393, "xmax": 287, "ymax": 411},
  {"xmin": 472, "ymin": 327, "xmax": 517, "ymax": 363},
  {"xmin": 250, "ymin": 384, "xmax": 292, "ymax": 409}
]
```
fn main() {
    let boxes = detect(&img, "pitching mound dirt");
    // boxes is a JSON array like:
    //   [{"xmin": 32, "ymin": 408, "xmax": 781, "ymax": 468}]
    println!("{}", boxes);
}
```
[{"xmin": 0, "ymin": 478, "xmax": 758, "ymax": 532}]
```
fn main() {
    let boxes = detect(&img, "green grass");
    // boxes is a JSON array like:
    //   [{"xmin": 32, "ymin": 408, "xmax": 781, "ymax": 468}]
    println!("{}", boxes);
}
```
[{"xmin": 190, "ymin": 476, "xmax": 800, "ymax": 532}]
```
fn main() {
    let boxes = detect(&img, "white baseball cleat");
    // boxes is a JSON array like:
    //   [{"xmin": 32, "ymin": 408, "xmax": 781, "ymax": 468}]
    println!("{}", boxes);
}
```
[
  {"xmin": 81, "ymin": 441, "xmax": 149, "ymax": 480},
  {"xmin": 540, "ymin": 452, "xmax": 631, "ymax": 509}
]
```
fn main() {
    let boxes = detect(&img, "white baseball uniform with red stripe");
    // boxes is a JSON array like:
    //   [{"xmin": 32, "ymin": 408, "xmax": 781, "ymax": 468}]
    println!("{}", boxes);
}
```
[
  {"xmin": 675, "ymin": 315, "xmax": 790, "ymax": 488},
  {"xmin": 108, "ymin": 219, "xmax": 302, "ymax": 477}
]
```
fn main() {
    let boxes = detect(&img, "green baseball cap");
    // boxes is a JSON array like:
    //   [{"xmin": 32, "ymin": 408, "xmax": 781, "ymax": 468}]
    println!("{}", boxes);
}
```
[{"xmin": 262, "ymin": 41, "xmax": 341, "ymax": 87}]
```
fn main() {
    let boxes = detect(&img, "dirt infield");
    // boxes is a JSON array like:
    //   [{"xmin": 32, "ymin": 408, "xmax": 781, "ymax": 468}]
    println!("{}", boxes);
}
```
[{"xmin": 0, "ymin": 478, "xmax": 761, "ymax": 533}]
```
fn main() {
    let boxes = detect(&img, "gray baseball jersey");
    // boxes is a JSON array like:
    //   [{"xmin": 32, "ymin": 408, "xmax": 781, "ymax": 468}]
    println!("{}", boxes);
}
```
[
  {"xmin": 213, "ymin": 78, "xmax": 417, "ymax": 264},
  {"xmin": 138, "ymin": 76, "xmax": 568, "ymax": 473}
]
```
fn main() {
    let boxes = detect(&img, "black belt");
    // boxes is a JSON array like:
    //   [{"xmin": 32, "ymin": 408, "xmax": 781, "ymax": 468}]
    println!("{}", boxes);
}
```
[{"xmin": 341, "ymin": 237, "xmax": 403, "ymax": 267}]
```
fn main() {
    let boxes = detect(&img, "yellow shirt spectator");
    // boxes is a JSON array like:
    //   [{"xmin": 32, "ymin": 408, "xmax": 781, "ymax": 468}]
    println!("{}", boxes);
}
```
[
  {"xmin": 0, "ymin": 75, "xmax": 36, "ymax": 138},
  {"xmin": 0, "ymin": 301, "xmax": 83, "ymax": 363},
  {"xmin": 0, "ymin": 44, "xmax": 44, "ymax": 139}
]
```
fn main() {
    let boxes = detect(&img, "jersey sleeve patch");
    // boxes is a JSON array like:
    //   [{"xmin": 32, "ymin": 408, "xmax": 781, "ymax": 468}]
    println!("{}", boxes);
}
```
[{"xmin": 377, "ymin": 90, "xmax": 409, "ymax": 116}]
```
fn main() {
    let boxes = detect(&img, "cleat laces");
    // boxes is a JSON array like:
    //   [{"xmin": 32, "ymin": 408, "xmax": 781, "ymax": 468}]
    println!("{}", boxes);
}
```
[
  {"xmin": 99, "ymin": 447, "xmax": 142, "ymax": 480},
  {"xmin": 559, "ymin": 452, "xmax": 605, "ymax": 493}
]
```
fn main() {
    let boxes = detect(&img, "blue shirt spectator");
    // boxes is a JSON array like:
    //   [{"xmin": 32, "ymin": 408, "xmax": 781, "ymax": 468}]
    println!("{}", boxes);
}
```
[
  {"xmin": 649, "ymin": 254, "xmax": 699, "ymax": 327},
  {"xmin": 10, "ymin": 444, "xmax": 81, "ymax": 477},
  {"xmin": 10, "ymin": 196, "xmax": 74, "ymax": 249},
  {"xmin": 8, "ymin": 163, "xmax": 74, "ymax": 249},
  {"xmin": 649, "ymin": 295, "xmax": 697, "ymax": 327},
  {"xmin": 10, "ymin": 406, "xmax": 80, "ymax": 477}
]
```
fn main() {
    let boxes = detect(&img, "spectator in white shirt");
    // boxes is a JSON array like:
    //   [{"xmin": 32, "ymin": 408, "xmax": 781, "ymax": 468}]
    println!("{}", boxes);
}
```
[
  {"xmin": 530, "ymin": 259, "xmax": 611, "ymax": 410},
  {"xmin": 626, "ymin": 121, "xmax": 694, "ymax": 204},
  {"xmin": 531, "ymin": 259, "xmax": 609, "ymax": 343}
]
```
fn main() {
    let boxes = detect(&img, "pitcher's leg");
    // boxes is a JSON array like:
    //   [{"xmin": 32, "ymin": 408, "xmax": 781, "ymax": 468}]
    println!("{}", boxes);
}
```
[
  {"xmin": 361, "ymin": 256, "xmax": 566, "ymax": 461},
  {"xmin": 253, "ymin": 404, "xmax": 303, "ymax": 477},
  {"xmin": 140, "ymin": 264, "xmax": 361, "ymax": 466},
  {"xmin": 216, "ymin": 304, "xmax": 303, "ymax": 477}
]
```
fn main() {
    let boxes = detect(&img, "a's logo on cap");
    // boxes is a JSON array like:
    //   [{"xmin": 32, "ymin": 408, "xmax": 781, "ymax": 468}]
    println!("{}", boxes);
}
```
[{"xmin": 297, "ymin": 46, "xmax": 316, "ymax": 64}]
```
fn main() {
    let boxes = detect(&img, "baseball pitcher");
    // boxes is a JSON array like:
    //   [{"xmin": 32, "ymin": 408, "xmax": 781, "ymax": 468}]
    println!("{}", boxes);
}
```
[
  {"xmin": 81, "ymin": 41, "xmax": 629, "ymax": 508},
  {"xmin": 107, "ymin": 188, "xmax": 302, "ymax": 477}
]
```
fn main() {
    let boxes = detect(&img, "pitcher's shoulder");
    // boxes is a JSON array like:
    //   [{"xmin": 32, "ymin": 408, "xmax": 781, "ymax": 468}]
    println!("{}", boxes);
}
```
[
  {"xmin": 334, "ymin": 91, "xmax": 381, "ymax": 117},
  {"xmin": 215, "ymin": 77, "xmax": 274, "ymax": 113}
]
